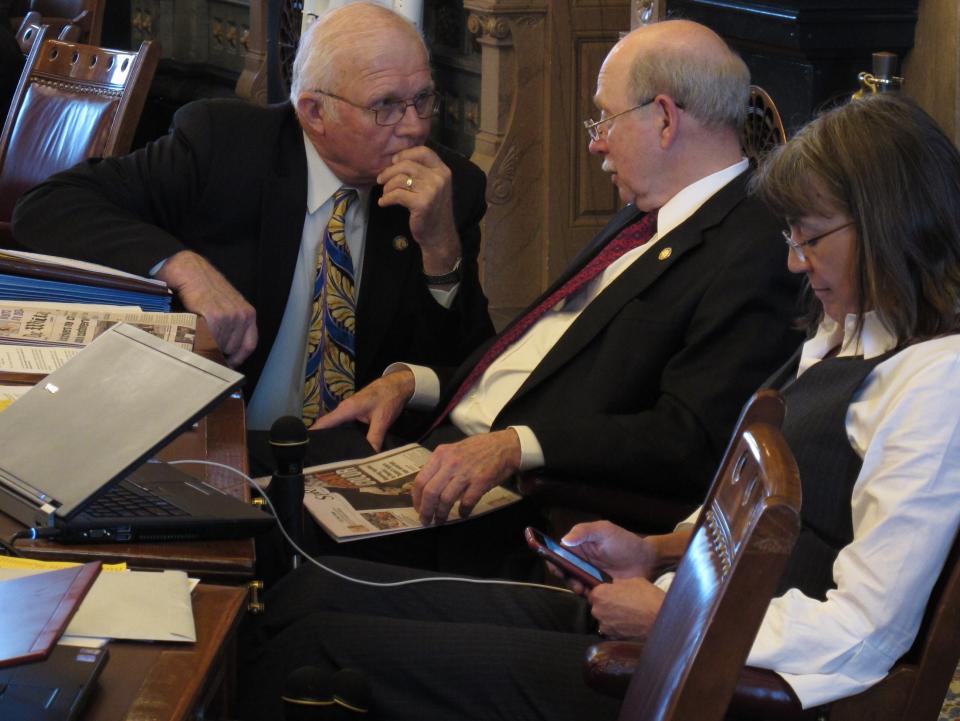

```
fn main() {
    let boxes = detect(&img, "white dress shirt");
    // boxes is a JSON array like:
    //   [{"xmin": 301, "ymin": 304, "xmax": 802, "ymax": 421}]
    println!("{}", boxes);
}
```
[
  {"xmin": 397, "ymin": 159, "xmax": 750, "ymax": 468},
  {"xmin": 662, "ymin": 312, "xmax": 960, "ymax": 708},
  {"xmin": 247, "ymin": 134, "xmax": 456, "ymax": 430}
]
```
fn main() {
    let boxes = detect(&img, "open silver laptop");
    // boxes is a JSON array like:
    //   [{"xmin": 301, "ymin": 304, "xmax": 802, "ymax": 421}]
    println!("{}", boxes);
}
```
[{"xmin": 0, "ymin": 323, "xmax": 273, "ymax": 542}]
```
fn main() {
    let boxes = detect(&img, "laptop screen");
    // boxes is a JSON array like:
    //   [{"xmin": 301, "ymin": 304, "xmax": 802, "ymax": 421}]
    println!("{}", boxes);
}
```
[{"xmin": 0, "ymin": 324, "xmax": 243, "ymax": 520}]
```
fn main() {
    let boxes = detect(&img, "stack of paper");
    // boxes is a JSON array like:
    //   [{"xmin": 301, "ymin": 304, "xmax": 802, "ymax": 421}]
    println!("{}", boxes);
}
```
[
  {"xmin": 0, "ymin": 250, "xmax": 172, "ymax": 311},
  {"xmin": 0, "ymin": 558, "xmax": 196, "ymax": 644}
]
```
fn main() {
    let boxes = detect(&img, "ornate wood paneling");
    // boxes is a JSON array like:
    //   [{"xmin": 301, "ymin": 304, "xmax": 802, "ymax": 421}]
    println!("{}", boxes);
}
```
[{"xmin": 466, "ymin": 0, "xmax": 628, "ymax": 326}]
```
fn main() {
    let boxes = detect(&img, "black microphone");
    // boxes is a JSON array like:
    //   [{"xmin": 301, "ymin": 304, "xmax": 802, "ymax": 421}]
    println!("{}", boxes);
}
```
[
  {"xmin": 281, "ymin": 667, "xmax": 374, "ymax": 721},
  {"xmin": 268, "ymin": 415, "xmax": 308, "ymax": 569}
]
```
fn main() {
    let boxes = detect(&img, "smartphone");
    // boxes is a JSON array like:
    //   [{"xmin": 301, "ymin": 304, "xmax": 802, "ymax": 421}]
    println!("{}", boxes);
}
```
[{"xmin": 524, "ymin": 527, "xmax": 612, "ymax": 588}]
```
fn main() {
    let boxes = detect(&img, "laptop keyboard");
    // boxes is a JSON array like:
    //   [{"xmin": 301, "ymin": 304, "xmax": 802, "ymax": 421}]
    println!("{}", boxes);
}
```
[{"xmin": 83, "ymin": 482, "xmax": 189, "ymax": 518}]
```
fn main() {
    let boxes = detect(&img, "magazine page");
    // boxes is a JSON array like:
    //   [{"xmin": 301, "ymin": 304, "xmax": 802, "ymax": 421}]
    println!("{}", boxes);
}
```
[
  {"xmin": 298, "ymin": 443, "xmax": 521, "ymax": 542},
  {"xmin": 0, "ymin": 305, "xmax": 197, "ymax": 350}
]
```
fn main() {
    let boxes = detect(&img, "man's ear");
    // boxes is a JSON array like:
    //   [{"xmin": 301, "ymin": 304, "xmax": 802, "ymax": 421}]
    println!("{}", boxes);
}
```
[
  {"xmin": 654, "ymin": 96, "xmax": 682, "ymax": 150},
  {"xmin": 296, "ymin": 94, "xmax": 326, "ymax": 136}
]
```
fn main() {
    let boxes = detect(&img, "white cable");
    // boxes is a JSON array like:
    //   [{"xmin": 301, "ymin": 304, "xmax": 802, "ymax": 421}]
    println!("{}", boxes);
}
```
[{"xmin": 165, "ymin": 458, "xmax": 572, "ymax": 594}]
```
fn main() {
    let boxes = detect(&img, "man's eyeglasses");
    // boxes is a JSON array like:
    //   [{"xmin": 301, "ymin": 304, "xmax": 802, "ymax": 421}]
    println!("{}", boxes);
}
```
[
  {"xmin": 782, "ymin": 221, "xmax": 854, "ymax": 263},
  {"xmin": 582, "ymin": 97, "xmax": 684, "ymax": 142},
  {"xmin": 314, "ymin": 89, "xmax": 441, "ymax": 126}
]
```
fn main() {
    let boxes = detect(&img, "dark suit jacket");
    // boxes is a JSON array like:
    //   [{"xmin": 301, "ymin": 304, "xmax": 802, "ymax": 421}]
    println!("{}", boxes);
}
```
[
  {"xmin": 435, "ymin": 172, "xmax": 802, "ymax": 501},
  {"xmin": 12, "ymin": 99, "xmax": 495, "ymax": 394}
]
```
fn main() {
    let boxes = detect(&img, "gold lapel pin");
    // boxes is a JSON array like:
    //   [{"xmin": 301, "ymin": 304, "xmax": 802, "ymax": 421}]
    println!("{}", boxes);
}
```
[
  {"xmin": 658, "ymin": 247, "xmax": 672, "ymax": 261},
  {"xmin": 392, "ymin": 235, "xmax": 409, "ymax": 251}
]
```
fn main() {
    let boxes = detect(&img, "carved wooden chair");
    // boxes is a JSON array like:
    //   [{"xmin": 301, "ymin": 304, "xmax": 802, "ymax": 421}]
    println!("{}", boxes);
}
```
[
  {"xmin": 0, "ymin": 35, "xmax": 158, "ymax": 244},
  {"xmin": 584, "ymin": 396, "xmax": 801, "ymax": 721},
  {"xmin": 585, "ymin": 413, "xmax": 960, "ymax": 721},
  {"xmin": 16, "ymin": 12, "xmax": 54, "ymax": 56},
  {"xmin": 9, "ymin": 0, "xmax": 103, "ymax": 46},
  {"xmin": 741, "ymin": 85, "xmax": 787, "ymax": 164}
]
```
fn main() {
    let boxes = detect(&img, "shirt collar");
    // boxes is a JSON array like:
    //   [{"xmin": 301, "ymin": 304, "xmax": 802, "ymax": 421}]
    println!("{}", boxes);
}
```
[
  {"xmin": 798, "ymin": 311, "xmax": 897, "ymax": 373},
  {"xmin": 655, "ymin": 158, "xmax": 750, "ymax": 237},
  {"xmin": 303, "ymin": 133, "xmax": 368, "ymax": 213}
]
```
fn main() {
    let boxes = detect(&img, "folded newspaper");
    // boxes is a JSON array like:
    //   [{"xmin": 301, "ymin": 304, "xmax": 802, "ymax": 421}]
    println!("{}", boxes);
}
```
[
  {"xmin": 298, "ymin": 443, "xmax": 521, "ymax": 542},
  {"xmin": 0, "ymin": 305, "xmax": 196, "ymax": 350}
]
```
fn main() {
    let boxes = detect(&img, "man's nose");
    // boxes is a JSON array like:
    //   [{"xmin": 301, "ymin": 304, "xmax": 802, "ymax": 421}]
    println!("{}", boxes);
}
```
[
  {"xmin": 588, "ymin": 135, "xmax": 607, "ymax": 155},
  {"xmin": 395, "ymin": 104, "xmax": 426, "ymax": 135}
]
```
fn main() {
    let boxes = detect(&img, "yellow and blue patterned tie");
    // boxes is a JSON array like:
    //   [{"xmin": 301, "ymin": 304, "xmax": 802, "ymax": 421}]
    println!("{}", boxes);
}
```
[{"xmin": 303, "ymin": 187, "xmax": 357, "ymax": 425}]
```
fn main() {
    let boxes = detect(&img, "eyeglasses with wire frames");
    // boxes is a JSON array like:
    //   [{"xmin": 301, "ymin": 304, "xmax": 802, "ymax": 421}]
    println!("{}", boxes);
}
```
[
  {"xmin": 583, "ymin": 97, "xmax": 684, "ymax": 142},
  {"xmin": 314, "ymin": 89, "xmax": 441, "ymax": 126},
  {"xmin": 782, "ymin": 221, "xmax": 854, "ymax": 263}
]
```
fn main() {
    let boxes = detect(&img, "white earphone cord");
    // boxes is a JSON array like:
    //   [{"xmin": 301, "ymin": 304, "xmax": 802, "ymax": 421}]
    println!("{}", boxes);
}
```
[{"xmin": 166, "ymin": 459, "xmax": 571, "ymax": 594}]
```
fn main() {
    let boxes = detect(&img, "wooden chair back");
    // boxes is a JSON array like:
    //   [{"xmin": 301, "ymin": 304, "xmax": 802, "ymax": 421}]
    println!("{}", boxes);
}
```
[
  {"xmin": 586, "ymin": 395, "xmax": 960, "ymax": 721},
  {"xmin": 9, "ymin": 0, "xmax": 103, "ymax": 45},
  {"xmin": 13, "ymin": 12, "xmax": 51, "ymax": 55},
  {"xmin": 742, "ymin": 85, "xmax": 787, "ymax": 163},
  {"xmin": 0, "ymin": 36, "xmax": 158, "ymax": 235},
  {"xmin": 615, "ymin": 400, "xmax": 801, "ymax": 721}
]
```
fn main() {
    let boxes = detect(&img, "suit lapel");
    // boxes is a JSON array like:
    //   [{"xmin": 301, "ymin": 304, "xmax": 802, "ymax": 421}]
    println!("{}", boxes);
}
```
[
  {"xmin": 440, "ymin": 205, "xmax": 645, "ymax": 395},
  {"xmin": 254, "ymin": 107, "xmax": 308, "ymax": 367},
  {"xmin": 504, "ymin": 172, "xmax": 750, "ymax": 407},
  {"xmin": 355, "ymin": 188, "xmax": 413, "ymax": 381}
]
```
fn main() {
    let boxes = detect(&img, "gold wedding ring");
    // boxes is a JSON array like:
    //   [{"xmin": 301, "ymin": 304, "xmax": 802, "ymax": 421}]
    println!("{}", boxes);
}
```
[{"xmin": 404, "ymin": 176, "xmax": 415, "ymax": 190}]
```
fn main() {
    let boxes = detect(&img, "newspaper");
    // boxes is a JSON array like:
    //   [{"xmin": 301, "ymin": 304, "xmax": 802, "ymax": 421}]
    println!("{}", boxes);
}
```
[
  {"xmin": 298, "ymin": 443, "xmax": 521, "ymax": 542},
  {"xmin": 0, "ymin": 344, "xmax": 81, "ymax": 375},
  {"xmin": 0, "ymin": 305, "xmax": 197, "ymax": 350}
]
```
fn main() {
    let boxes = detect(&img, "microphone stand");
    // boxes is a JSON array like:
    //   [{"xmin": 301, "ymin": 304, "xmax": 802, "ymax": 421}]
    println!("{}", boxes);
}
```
[{"xmin": 267, "ymin": 416, "xmax": 309, "ymax": 571}]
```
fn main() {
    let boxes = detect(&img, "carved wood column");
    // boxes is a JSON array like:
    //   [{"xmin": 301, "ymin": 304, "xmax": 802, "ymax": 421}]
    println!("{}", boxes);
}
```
[
  {"xmin": 465, "ymin": 1, "xmax": 548, "ymax": 327},
  {"xmin": 465, "ymin": 0, "xmax": 628, "ymax": 327},
  {"xmin": 236, "ymin": 0, "xmax": 268, "ymax": 103},
  {"xmin": 903, "ymin": 0, "xmax": 960, "ymax": 144}
]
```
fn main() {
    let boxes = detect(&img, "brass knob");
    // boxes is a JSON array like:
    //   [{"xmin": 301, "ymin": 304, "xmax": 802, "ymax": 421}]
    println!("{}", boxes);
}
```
[{"xmin": 247, "ymin": 579, "xmax": 265, "ymax": 613}]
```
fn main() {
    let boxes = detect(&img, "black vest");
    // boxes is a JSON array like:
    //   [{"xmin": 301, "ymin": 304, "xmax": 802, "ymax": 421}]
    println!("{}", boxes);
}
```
[{"xmin": 772, "ymin": 350, "xmax": 897, "ymax": 600}]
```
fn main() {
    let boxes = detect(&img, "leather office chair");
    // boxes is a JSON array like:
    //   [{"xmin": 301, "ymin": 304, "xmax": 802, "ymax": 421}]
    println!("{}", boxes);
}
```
[
  {"xmin": 0, "ymin": 35, "xmax": 158, "ymax": 244},
  {"xmin": 584, "ymin": 396, "xmax": 801, "ymax": 721},
  {"xmin": 9, "ymin": 0, "xmax": 103, "ymax": 45},
  {"xmin": 742, "ymin": 85, "xmax": 787, "ymax": 164}
]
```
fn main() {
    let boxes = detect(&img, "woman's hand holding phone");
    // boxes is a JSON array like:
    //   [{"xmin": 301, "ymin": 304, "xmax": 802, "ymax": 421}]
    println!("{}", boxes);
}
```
[{"xmin": 525, "ymin": 527, "xmax": 612, "ymax": 589}]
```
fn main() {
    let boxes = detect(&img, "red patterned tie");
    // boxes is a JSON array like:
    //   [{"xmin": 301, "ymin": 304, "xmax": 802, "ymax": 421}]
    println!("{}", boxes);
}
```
[{"xmin": 426, "ymin": 211, "xmax": 658, "ymax": 434}]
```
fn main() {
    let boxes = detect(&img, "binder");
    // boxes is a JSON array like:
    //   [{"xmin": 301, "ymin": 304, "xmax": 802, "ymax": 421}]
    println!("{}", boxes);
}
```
[
  {"xmin": 0, "ymin": 562, "xmax": 102, "ymax": 667},
  {"xmin": 0, "ymin": 252, "xmax": 172, "ymax": 311}
]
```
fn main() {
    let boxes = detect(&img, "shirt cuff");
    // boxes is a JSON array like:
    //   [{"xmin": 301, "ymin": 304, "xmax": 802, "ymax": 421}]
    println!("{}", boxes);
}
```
[
  {"xmin": 508, "ymin": 425, "xmax": 545, "ymax": 471},
  {"xmin": 427, "ymin": 283, "xmax": 460, "ymax": 308},
  {"xmin": 383, "ymin": 362, "xmax": 440, "ymax": 411},
  {"xmin": 149, "ymin": 258, "xmax": 168, "ymax": 277}
]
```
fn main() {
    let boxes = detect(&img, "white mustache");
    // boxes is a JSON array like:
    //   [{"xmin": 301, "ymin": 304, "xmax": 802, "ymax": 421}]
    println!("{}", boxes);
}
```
[{"xmin": 602, "ymin": 158, "xmax": 615, "ymax": 173}]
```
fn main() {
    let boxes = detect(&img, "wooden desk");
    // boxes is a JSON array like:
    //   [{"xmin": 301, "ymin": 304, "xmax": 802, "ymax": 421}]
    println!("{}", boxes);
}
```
[
  {"xmin": 0, "ymin": 322, "xmax": 259, "ymax": 580},
  {"xmin": 83, "ymin": 584, "xmax": 248, "ymax": 721}
]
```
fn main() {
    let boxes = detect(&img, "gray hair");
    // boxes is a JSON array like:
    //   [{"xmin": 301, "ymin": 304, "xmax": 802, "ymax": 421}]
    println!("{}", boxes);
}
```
[
  {"xmin": 628, "ymin": 38, "xmax": 750, "ymax": 130},
  {"xmin": 290, "ymin": 2, "xmax": 427, "ymax": 110}
]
